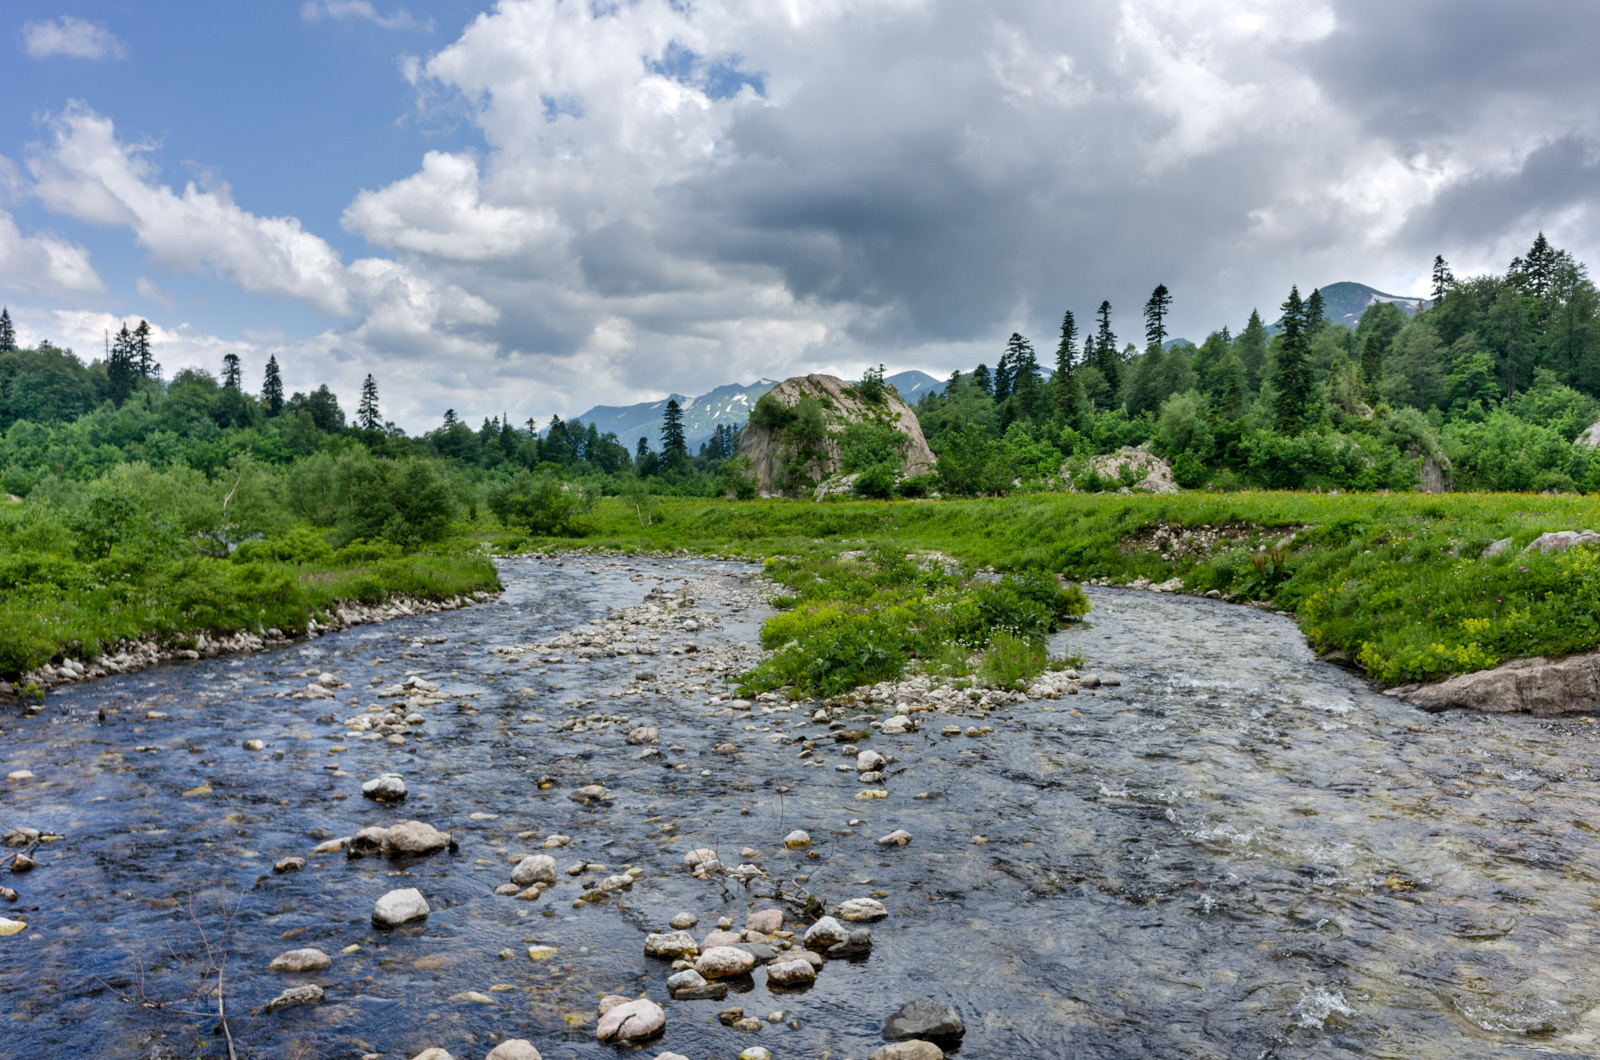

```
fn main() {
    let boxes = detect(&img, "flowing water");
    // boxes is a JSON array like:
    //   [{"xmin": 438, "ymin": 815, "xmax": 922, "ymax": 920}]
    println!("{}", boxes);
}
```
[{"xmin": 5, "ymin": 557, "xmax": 1600, "ymax": 1058}]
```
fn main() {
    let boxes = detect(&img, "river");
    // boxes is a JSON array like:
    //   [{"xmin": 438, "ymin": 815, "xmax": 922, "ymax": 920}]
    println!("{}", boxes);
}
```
[{"xmin": 3, "ymin": 555, "xmax": 1600, "ymax": 1058}]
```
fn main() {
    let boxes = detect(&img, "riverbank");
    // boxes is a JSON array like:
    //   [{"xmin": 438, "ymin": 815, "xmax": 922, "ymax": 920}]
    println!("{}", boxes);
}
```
[{"xmin": 496, "ymin": 491, "xmax": 1600, "ymax": 687}]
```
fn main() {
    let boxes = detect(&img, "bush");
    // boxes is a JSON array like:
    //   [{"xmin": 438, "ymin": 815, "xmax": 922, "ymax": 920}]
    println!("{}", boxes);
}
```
[
  {"xmin": 233, "ymin": 526, "xmax": 334, "ymax": 564},
  {"xmin": 487, "ymin": 470, "xmax": 594, "ymax": 535},
  {"xmin": 853, "ymin": 463, "xmax": 898, "ymax": 499},
  {"xmin": 980, "ymin": 631, "xmax": 1047, "ymax": 689}
]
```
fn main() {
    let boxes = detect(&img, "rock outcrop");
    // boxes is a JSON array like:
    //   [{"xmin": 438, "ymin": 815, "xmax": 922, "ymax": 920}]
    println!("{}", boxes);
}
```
[
  {"xmin": 1577, "ymin": 419, "xmax": 1600, "ymax": 447},
  {"xmin": 1061, "ymin": 443, "xmax": 1178, "ymax": 494},
  {"xmin": 736, "ymin": 374, "xmax": 936, "ymax": 495},
  {"xmin": 1399, "ymin": 652, "xmax": 1600, "ymax": 715}
]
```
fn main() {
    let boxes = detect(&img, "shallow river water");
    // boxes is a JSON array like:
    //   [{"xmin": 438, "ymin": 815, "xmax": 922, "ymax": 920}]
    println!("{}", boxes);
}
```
[{"xmin": 5, "ymin": 556, "xmax": 1600, "ymax": 1058}]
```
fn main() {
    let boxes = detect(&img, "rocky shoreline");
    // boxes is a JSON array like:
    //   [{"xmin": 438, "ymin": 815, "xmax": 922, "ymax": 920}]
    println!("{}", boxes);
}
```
[{"xmin": 0, "ymin": 590, "xmax": 500, "ymax": 700}]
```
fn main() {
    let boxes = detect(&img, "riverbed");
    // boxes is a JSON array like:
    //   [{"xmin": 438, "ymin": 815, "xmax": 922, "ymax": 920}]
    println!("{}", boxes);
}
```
[{"xmin": 4, "ymin": 555, "xmax": 1600, "ymax": 1058}]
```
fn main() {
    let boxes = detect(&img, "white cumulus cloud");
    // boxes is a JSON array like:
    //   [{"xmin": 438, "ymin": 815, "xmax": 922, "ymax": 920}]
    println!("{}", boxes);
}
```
[
  {"xmin": 22, "ymin": 16, "xmax": 127, "ymax": 60},
  {"xmin": 0, "ymin": 209, "xmax": 102, "ymax": 295},
  {"xmin": 301, "ymin": 1, "xmax": 432, "ymax": 32}
]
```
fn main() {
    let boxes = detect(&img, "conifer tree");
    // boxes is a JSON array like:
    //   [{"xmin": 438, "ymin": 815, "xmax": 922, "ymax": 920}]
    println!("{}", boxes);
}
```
[
  {"xmin": 1053, "ymin": 310, "xmax": 1079, "ymax": 413},
  {"xmin": 1305, "ymin": 287, "xmax": 1325, "ymax": 333},
  {"xmin": 133, "ymin": 320, "xmax": 156, "ymax": 378},
  {"xmin": 443, "ymin": 409, "xmax": 458, "ymax": 429},
  {"xmin": 1430, "ymin": 255, "xmax": 1455, "ymax": 303},
  {"xmin": 1236, "ymin": 309, "xmax": 1268, "ymax": 391},
  {"xmin": 0, "ymin": 307, "xmax": 15, "ymax": 352},
  {"xmin": 993, "ymin": 345, "xmax": 1016, "ymax": 401},
  {"xmin": 358, "ymin": 374, "xmax": 381, "ymax": 431},
  {"xmin": 1093, "ymin": 300, "xmax": 1121, "ymax": 392},
  {"xmin": 222, "ymin": 352, "xmax": 242, "ymax": 389},
  {"xmin": 262, "ymin": 355, "xmax": 284, "ymax": 415},
  {"xmin": 972, "ymin": 363, "xmax": 993, "ymax": 394},
  {"xmin": 1143, "ymin": 285, "xmax": 1171, "ymax": 348},
  {"xmin": 1272, "ymin": 286, "xmax": 1315, "ymax": 434},
  {"xmin": 661, "ymin": 398, "xmax": 688, "ymax": 463},
  {"xmin": 107, "ymin": 325, "xmax": 137, "ymax": 406}
]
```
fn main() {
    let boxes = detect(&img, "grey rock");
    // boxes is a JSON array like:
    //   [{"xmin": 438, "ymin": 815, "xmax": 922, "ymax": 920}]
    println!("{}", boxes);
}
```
[
  {"xmin": 383, "ymin": 820, "xmax": 451, "ymax": 855},
  {"xmin": 732, "ymin": 942, "xmax": 776, "ymax": 964},
  {"xmin": 273, "ymin": 856, "xmax": 306, "ymax": 873},
  {"xmin": 766, "ymin": 958, "xmax": 817, "ymax": 987},
  {"xmin": 870, "ymin": 1042, "xmax": 944, "ymax": 1060},
  {"xmin": 264, "ymin": 983, "xmax": 325, "ymax": 1013},
  {"xmin": 836, "ymin": 897, "xmax": 888, "ymax": 921},
  {"xmin": 695, "ymin": 945, "xmax": 757, "ymax": 979},
  {"xmin": 484, "ymin": 1041, "xmax": 542, "ymax": 1060},
  {"xmin": 268, "ymin": 947, "xmax": 331, "ymax": 973},
  {"xmin": 569, "ymin": 784, "xmax": 614, "ymax": 804},
  {"xmin": 1525, "ymin": 530, "xmax": 1600, "ymax": 554},
  {"xmin": 1401, "ymin": 651, "xmax": 1600, "ymax": 715},
  {"xmin": 670, "ymin": 911, "xmax": 699, "ymax": 929},
  {"xmin": 826, "ymin": 928, "xmax": 873, "ymax": 957},
  {"xmin": 595, "ymin": 997, "xmax": 665, "ymax": 1042},
  {"xmin": 644, "ymin": 931, "xmax": 699, "ymax": 959},
  {"xmin": 746, "ymin": 908, "xmax": 783, "ymax": 933},
  {"xmin": 511, "ymin": 854, "xmax": 559, "ymax": 886},
  {"xmin": 626, "ymin": 726, "xmax": 659, "ymax": 745},
  {"xmin": 361, "ymin": 772, "xmax": 406, "ymax": 801},
  {"xmin": 883, "ymin": 997, "xmax": 965, "ymax": 1041},
  {"xmin": 372, "ymin": 887, "xmax": 430, "ymax": 927},
  {"xmin": 876, "ymin": 829, "xmax": 912, "ymax": 846},
  {"xmin": 1482, "ymin": 537, "xmax": 1514, "ymax": 558},
  {"xmin": 803, "ymin": 916, "xmax": 850, "ymax": 950}
]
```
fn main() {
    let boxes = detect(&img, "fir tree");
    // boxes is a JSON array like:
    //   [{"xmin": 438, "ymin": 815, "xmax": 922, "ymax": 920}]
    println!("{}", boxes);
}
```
[
  {"xmin": 1431, "ymin": 255, "xmax": 1455, "ymax": 303},
  {"xmin": 0, "ymin": 307, "xmax": 15, "ymax": 353},
  {"xmin": 1305, "ymin": 287, "xmax": 1325, "ymax": 333},
  {"xmin": 972, "ymin": 363, "xmax": 993, "ymax": 394},
  {"xmin": 107, "ymin": 325, "xmax": 137, "ymax": 406},
  {"xmin": 262, "ymin": 355, "xmax": 284, "ymax": 416},
  {"xmin": 1143, "ymin": 285, "xmax": 1171, "ymax": 349},
  {"xmin": 1236, "ymin": 309, "xmax": 1268, "ymax": 391},
  {"xmin": 1272, "ymin": 286, "xmax": 1315, "ymax": 434},
  {"xmin": 993, "ymin": 344, "xmax": 1016, "ymax": 401},
  {"xmin": 1005, "ymin": 333, "xmax": 1041, "ymax": 416},
  {"xmin": 1521, "ymin": 232, "xmax": 1558, "ymax": 298},
  {"xmin": 661, "ymin": 398, "xmax": 688, "ymax": 463},
  {"xmin": 222, "ymin": 352, "xmax": 242, "ymax": 389},
  {"xmin": 358, "ymin": 374, "xmax": 381, "ymax": 431},
  {"xmin": 442, "ymin": 409, "xmax": 458, "ymax": 429},
  {"xmin": 1093, "ymin": 300, "xmax": 1121, "ymax": 393},
  {"xmin": 133, "ymin": 320, "xmax": 156, "ymax": 378},
  {"xmin": 637, "ymin": 436, "xmax": 651, "ymax": 460},
  {"xmin": 1053, "ymin": 310, "xmax": 1079, "ymax": 413}
]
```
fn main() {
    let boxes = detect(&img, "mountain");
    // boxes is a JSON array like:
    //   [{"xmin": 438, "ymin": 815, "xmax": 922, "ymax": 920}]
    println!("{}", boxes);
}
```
[
  {"xmin": 566, "ymin": 370, "xmax": 949, "ymax": 451},
  {"xmin": 568, "ymin": 379, "xmax": 779, "ymax": 452},
  {"xmin": 1315, "ymin": 282, "xmax": 1431, "ymax": 328}
]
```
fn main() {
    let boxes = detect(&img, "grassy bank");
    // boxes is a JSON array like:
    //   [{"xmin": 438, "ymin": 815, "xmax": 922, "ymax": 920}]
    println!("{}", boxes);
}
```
[{"xmin": 498, "ymin": 490, "xmax": 1600, "ymax": 687}]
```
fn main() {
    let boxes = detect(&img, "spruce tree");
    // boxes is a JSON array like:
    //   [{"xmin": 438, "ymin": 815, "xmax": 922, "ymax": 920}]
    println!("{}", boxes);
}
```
[
  {"xmin": 1093, "ymin": 300, "xmax": 1121, "ymax": 393},
  {"xmin": 1305, "ymin": 287, "xmax": 1325, "ymax": 333},
  {"xmin": 358, "ymin": 374, "xmax": 381, "ymax": 431},
  {"xmin": 107, "ymin": 325, "xmax": 136, "ymax": 406},
  {"xmin": 1143, "ymin": 285, "xmax": 1171, "ymax": 348},
  {"xmin": 661, "ymin": 398, "xmax": 688, "ymax": 463},
  {"xmin": 1053, "ymin": 310, "xmax": 1079, "ymax": 413},
  {"xmin": 0, "ymin": 307, "xmax": 15, "ymax": 352},
  {"xmin": 443, "ymin": 409, "xmax": 458, "ymax": 429},
  {"xmin": 133, "ymin": 320, "xmax": 156, "ymax": 378},
  {"xmin": 1272, "ymin": 286, "xmax": 1315, "ymax": 434},
  {"xmin": 1236, "ymin": 309, "xmax": 1268, "ymax": 391},
  {"xmin": 222, "ymin": 352, "xmax": 242, "ymax": 389},
  {"xmin": 1430, "ymin": 255, "xmax": 1455, "ymax": 303},
  {"xmin": 972, "ymin": 363, "xmax": 992, "ymax": 394},
  {"xmin": 1522, "ymin": 232, "xmax": 1557, "ymax": 298},
  {"xmin": 992, "ymin": 345, "xmax": 1016, "ymax": 402},
  {"xmin": 262, "ymin": 355, "xmax": 284, "ymax": 415}
]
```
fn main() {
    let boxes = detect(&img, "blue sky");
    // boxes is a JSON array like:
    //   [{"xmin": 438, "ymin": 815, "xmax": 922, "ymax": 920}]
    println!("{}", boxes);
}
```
[{"xmin": 2, "ymin": 1, "xmax": 1597, "ymax": 431}]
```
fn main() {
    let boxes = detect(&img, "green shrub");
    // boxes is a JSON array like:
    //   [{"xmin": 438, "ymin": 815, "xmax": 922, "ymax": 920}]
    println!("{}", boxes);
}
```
[
  {"xmin": 487, "ymin": 470, "xmax": 594, "ymax": 535},
  {"xmin": 980, "ymin": 631, "xmax": 1047, "ymax": 689}
]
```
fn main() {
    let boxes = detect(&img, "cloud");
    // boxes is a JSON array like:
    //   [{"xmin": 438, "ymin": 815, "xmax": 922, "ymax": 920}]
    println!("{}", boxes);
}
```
[
  {"xmin": 301, "ymin": 1, "xmax": 432, "ymax": 32},
  {"xmin": 134, "ymin": 275, "xmax": 174, "ymax": 309},
  {"xmin": 22, "ymin": 16, "xmax": 127, "ymax": 60},
  {"xmin": 0, "ymin": 209, "xmax": 102, "ymax": 295}
]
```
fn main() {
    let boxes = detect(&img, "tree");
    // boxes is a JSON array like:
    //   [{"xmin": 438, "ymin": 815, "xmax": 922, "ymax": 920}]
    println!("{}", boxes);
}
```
[
  {"xmin": 1272, "ymin": 286, "xmax": 1315, "ymax": 433},
  {"xmin": 1517, "ymin": 232, "xmax": 1559, "ymax": 298},
  {"xmin": 442, "ymin": 408, "xmax": 458, "ymax": 429},
  {"xmin": 661, "ymin": 397, "xmax": 688, "ymax": 464},
  {"xmin": 1305, "ymin": 288, "xmax": 1325, "ymax": 334},
  {"xmin": 221, "ymin": 352, "xmax": 242, "ymax": 390},
  {"xmin": 1093, "ymin": 300, "xmax": 1121, "ymax": 393},
  {"xmin": 1053, "ymin": 310, "xmax": 1081, "ymax": 414},
  {"xmin": 972, "ymin": 363, "xmax": 993, "ymax": 394},
  {"xmin": 857, "ymin": 364, "xmax": 887, "ymax": 403},
  {"xmin": 0, "ymin": 308, "xmax": 14, "ymax": 353},
  {"xmin": 1356, "ymin": 301, "xmax": 1405, "ymax": 395},
  {"xmin": 1236, "ymin": 309, "xmax": 1268, "ymax": 391},
  {"xmin": 106, "ymin": 325, "xmax": 138, "ymax": 406},
  {"xmin": 1143, "ymin": 284, "xmax": 1171, "ymax": 348},
  {"xmin": 357, "ymin": 374, "xmax": 381, "ymax": 431},
  {"xmin": 262, "ymin": 355, "xmax": 284, "ymax": 415},
  {"xmin": 1431, "ymin": 255, "xmax": 1455, "ymax": 303},
  {"xmin": 133, "ymin": 320, "xmax": 156, "ymax": 378}
]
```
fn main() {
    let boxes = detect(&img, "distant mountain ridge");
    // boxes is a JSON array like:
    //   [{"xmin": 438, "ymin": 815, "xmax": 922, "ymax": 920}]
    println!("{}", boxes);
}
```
[
  {"xmin": 1315, "ymin": 281, "xmax": 1430, "ymax": 328},
  {"xmin": 565, "ymin": 370, "xmax": 947, "ymax": 451}
]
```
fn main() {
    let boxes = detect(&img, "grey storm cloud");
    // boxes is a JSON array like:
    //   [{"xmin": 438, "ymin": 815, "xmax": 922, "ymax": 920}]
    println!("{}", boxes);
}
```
[{"xmin": 20, "ymin": 0, "xmax": 1600, "ymax": 428}]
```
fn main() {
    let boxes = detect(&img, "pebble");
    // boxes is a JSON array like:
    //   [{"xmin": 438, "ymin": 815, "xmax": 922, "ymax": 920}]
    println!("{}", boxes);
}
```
[
  {"xmin": 766, "ymin": 958, "xmax": 817, "ymax": 986},
  {"xmin": 361, "ymin": 772, "xmax": 407, "ymax": 801},
  {"xmin": 626, "ymin": 726, "xmax": 659, "ymax": 744},
  {"xmin": 412, "ymin": 1050, "xmax": 453, "ymax": 1060},
  {"xmin": 449, "ymin": 991, "xmax": 497, "ymax": 1005},
  {"xmin": 542, "ymin": 834, "xmax": 571, "ymax": 848},
  {"xmin": 883, "ymin": 998, "xmax": 965, "ymax": 1041},
  {"xmin": 511, "ymin": 854, "xmax": 558, "ymax": 886},
  {"xmin": 702, "ymin": 929, "xmax": 741, "ymax": 948},
  {"xmin": 372, "ymin": 887, "xmax": 430, "ymax": 927},
  {"xmin": 683, "ymin": 848, "xmax": 722, "ymax": 873},
  {"xmin": 880, "ymin": 715, "xmax": 913, "ymax": 735},
  {"xmin": 273, "ymin": 856, "xmax": 306, "ymax": 873},
  {"xmin": 0, "ymin": 917, "xmax": 26, "ymax": 936},
  {"xmin": 837, "ymin": 897, "xmax": 888, "ymax": 921},
  {"xmin": 243, "ymin": 739, "xmax": 264, "ymax": 751},
  {"xmin": 484, "ymin": 1041, "xmax": 542, "ymax": 1060},
  {"xmin": 876, "ymin": 830, "xmax": 913, "ymax": 847},
  {"xmin": 268, "ymin": 948, "xmax": 331, "ymax": 973},
  {"xmin": 6, "ymin": 771, "xmax": 33, "ymax": 782},
  {"xmin": 569, "ymin": 784, "xmax": 614, "ymax": 804},
  {"xmin": 264, "ymin": 983, "xmax": 325, "ymax": 1013},
  {"xmin": 383, "ymin": 820, "xmax": 451, "ymax": 855},
  {"xmin": 826, "ymin": 928, "xmax": 873, "ymax": 958},
  {"xmin": 644, "ymin": 931, "xmax": 700, "ymax": 958},
  {"xmin": 696, "ymin": 945, "xmax": 757, "ymax": 979},
  {"xmin": 783, "ymin": 829, "xmax": 811, "ymax": 848},
  {"xmin": 595, "ymin": 997, "xmax": 666, "ymax": 1042},
  {"xmin": 670, "ymin": 912, "xmax": 699, "ymax": 929},
  {"xmin": 857, "ymin": 750, "xmax": 886, "ymax": 772},
  {"xmin": 739, "ymin": 1048, "xmax": 772, "ymax": 1060}
]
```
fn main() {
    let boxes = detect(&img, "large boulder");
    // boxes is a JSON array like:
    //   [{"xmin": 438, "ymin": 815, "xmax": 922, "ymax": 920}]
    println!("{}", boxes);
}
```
[
  {"xmin": 737, "ymin": 374, "xmax": 936, "ymax": 496},
  {"xmin": 1400, "ymin": 652, "xmax": 1600, "ymax": 715},
  {"xmin": 1577, "ymin": 419, "xmax": 1600, "ymax": 447},
  {"xmin": 1061, "ymin": 443, "xmax": 1178, "ymax": 494}
]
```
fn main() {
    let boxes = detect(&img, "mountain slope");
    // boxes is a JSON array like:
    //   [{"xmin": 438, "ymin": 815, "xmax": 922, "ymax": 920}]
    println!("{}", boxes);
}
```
[
  {"xmin": 886, "ymin": 370, "xmax": 946, "ymax": 403},
  {"xmin": 568, "ymin": 379, "xmax": 778, "ymax": 452},
  {"xmin": 1316, "ymin": 281, "xmax": 1431, "ymax": 328}
]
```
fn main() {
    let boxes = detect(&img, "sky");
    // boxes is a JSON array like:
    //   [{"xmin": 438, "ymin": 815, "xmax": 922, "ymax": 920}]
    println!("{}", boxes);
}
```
[{"xmin": 2, "ymin": 0, "xmax": 1598, "ymax": 432}]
